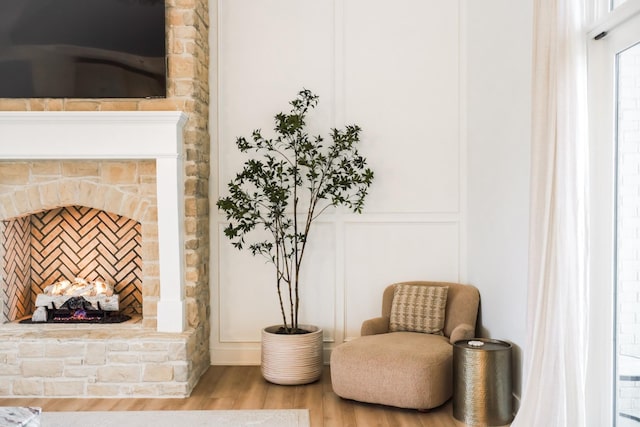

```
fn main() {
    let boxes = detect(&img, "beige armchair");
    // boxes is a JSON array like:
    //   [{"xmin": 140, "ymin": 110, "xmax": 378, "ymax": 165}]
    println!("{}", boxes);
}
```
[{"xmin": 330, "ymin": 281, "xmax": 480, "ymax": 410}]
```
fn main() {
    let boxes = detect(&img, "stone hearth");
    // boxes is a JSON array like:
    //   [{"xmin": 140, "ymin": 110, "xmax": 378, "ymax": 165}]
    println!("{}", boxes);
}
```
[{"xmin": 0, "ymin": 322, "xmax": 199, "ymax": 397}]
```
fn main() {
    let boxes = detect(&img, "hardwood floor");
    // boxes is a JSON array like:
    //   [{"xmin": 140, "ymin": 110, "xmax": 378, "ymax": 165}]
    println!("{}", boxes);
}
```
[{"xmin": 0, "ymin": 366, "xmax": 472, "ymax": 426}]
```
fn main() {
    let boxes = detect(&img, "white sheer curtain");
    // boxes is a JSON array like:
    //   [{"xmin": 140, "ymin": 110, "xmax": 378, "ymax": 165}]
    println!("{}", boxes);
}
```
[{"xmin": 512, "ymin": 0, "xmax": 590, "ymax": 425}]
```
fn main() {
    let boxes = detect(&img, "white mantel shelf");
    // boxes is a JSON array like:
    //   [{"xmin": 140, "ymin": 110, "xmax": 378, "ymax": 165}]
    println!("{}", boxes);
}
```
[
  {"xmin": 0, "ymin": 111, "xmax": 188, "ymax": 333},
  {"xmin": 0, "ymin": 111, "xmax": 187, "ymax": 159}
]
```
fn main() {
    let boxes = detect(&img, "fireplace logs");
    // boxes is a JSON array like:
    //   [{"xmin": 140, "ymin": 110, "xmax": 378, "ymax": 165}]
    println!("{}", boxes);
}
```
[
  {"xmin": 35, "ymin": 277, "xmax": 120, "ymax": 314},
  {"xmin": 44, "ymin": 277, "xmax": 115, "ymax": 296},
  {"xmin": 23, "ymin": 278, "xmax": 131, "ymax": 324}
]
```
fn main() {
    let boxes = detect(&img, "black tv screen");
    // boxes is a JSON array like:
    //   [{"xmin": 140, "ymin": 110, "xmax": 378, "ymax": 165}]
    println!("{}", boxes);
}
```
[{"xmin": 0, "ymin": 0, "xmax": 166, "ymax": 99}]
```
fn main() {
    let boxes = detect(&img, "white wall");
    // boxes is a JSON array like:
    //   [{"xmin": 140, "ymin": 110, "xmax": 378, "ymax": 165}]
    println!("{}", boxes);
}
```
[
  {"xmin": 465, "ymin": 1, "xmax": 532, "ymax": 400},
  {"xmin": 210, "ymin": 1, "xmax": 533, "ymax": 399},
  {"xmin": 211, "ymin": 0, "xmax": 464, "ymax": 364}
]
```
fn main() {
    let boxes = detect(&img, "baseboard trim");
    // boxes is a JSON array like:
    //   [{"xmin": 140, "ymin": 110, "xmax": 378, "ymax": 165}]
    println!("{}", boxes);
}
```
[
  {"xmin": 210, "ymin": 347, "xmax": 261, "ymax": 365},
  {"xmin": 210, "ymin": 346, "xmax": 333, "ymax": 366}
]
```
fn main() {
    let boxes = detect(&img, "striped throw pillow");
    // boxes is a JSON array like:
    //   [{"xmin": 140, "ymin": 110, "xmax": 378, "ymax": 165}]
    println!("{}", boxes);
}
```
[{"xmin": 389, "ymin": 284, "xmax": 449, "ymax": 335}]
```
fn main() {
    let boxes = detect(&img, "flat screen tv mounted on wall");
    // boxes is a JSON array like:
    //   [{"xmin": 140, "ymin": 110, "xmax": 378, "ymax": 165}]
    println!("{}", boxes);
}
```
[{"xmin": 0, "ymin": 0, "xmax": 166, "ymax": 99}]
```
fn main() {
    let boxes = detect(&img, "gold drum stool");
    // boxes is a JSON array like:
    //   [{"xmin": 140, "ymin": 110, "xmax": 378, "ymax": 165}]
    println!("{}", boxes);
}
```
[{"xmin": 453, "ymin": 338, "xmax": 513, "ymax": 426}]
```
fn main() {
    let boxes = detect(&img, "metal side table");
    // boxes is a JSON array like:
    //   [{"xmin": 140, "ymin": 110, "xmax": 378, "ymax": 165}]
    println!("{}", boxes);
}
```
[{"xmin": 453, "ymin": 338, "xmax": 513, "ymax": 426}]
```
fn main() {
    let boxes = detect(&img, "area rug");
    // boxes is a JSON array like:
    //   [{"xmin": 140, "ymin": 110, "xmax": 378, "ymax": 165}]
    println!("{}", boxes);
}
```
[{"xmin": 41, "ymin": 409, "xmax": 310, "ymax": 427}]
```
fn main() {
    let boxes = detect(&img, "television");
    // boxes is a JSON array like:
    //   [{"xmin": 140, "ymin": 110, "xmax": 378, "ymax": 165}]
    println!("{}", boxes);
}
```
[{"xmin": 0, "ymin": 0, "xmax": 166, "ymax": 99}]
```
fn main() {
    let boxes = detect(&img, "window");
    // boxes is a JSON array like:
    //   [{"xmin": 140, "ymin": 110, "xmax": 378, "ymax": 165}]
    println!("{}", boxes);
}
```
[{"xmin": 588, "ymin": 4, "xmax": 640, "ymax": 425}]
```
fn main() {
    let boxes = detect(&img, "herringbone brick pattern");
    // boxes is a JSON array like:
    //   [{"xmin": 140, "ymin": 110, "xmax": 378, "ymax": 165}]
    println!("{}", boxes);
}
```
[
  {"xmin": 1, "ymin": 216, "xmax": 32, "ymax": 321},
  {"xmin": 2, "ymin": 206, "xmax": 142, "ymax": 320}
]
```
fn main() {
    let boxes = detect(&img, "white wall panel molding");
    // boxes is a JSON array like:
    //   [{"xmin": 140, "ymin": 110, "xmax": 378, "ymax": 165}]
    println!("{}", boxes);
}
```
[
  {"xmin": 342, "ymin": 221, "xmax": 460, "ymax": 340},
  {"xmin": 211, "ymin": 0, "xmax": 465, "ymax": 365},
  {"xmin": 344, "ymin": 0, "xmax": 461, "ymax": 214},
  {"xmin": 217, "ymin": 222, "xmax": 337, "ymax": 342},
  {"xmin": 341, "ymin": 213, "xmax": 462, "ymax": 223}
]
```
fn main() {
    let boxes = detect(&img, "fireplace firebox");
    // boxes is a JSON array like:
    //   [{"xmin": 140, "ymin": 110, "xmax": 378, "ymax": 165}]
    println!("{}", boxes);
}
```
[{"xmin": 1, "ymin": 205, "xmax": 142, "ymax": 323}]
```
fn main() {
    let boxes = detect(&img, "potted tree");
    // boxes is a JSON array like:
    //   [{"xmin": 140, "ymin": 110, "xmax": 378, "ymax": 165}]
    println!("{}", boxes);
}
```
[{"xmin": 217, "ymin": 89, "xmax": 374, "ymax": 385}]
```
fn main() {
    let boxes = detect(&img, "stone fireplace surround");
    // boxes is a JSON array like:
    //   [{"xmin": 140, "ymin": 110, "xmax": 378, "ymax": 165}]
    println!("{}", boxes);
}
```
[{"xmin": 0, "ymin": 111, "xmax": 204, "ymax": 397}]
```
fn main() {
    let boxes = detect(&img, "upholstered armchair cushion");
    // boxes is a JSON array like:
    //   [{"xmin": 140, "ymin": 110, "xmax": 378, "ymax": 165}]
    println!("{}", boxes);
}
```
[{"xmin": 331, "ymin": 332, "xmax": 453, "ymax": 409}]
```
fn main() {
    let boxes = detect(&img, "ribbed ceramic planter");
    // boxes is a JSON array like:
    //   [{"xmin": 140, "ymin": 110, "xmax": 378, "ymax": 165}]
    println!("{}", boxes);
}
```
[{"xmin": 261, "ymin": 324, "xmax": 323, "ymax": 385}]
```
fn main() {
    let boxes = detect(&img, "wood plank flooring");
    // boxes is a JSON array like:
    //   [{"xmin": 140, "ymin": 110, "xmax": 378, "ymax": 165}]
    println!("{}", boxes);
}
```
[{"xmin": 0, "ymin": 365, "xmax": 474, "ymax": 427}]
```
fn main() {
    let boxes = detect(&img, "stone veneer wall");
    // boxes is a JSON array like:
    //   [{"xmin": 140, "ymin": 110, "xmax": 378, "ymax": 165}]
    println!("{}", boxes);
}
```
[{"xmin": 0, "ymin": 0, "xmax": 210, "ymax": 396}]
